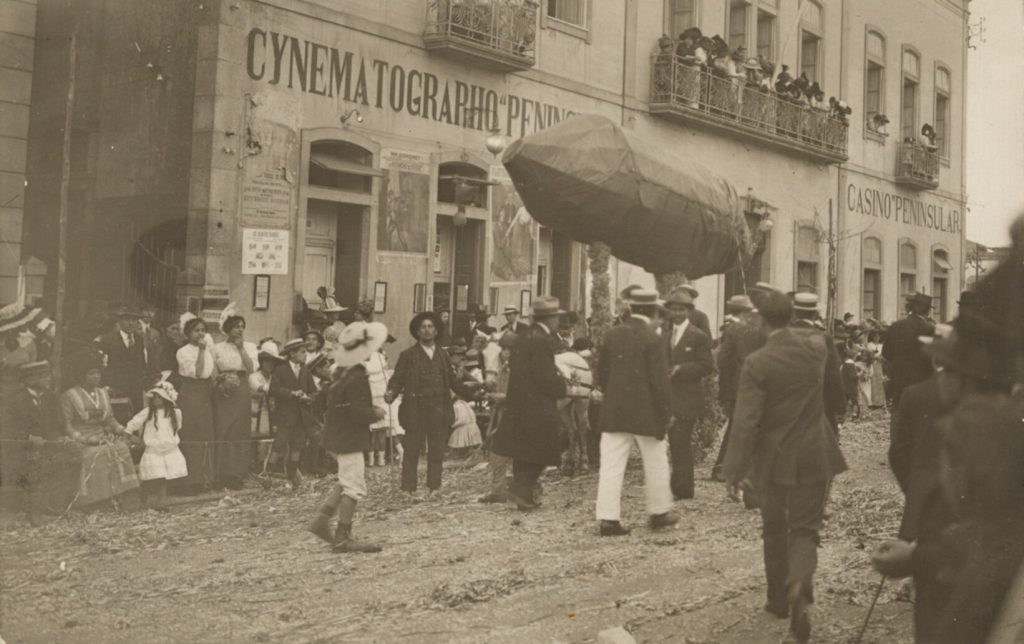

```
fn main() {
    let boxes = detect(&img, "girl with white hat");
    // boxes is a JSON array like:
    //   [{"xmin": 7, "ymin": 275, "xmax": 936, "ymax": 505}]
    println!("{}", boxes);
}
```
[{"xmin": 124, "ymin": 380, "xmax": 187, "ymax": 511}]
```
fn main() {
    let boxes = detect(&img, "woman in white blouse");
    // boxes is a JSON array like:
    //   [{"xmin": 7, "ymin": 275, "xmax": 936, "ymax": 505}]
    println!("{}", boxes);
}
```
[
  {"xmin": 175, "ymin": 317, "xmax": 216, "ymax": 492},
  {"xmin": 212, "ymin": 314, "xmax": 259, "ymax": 489}
]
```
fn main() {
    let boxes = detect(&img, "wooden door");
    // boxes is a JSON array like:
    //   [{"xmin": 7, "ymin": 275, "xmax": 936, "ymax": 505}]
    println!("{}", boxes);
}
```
[{"xmin": 334, "ymin": 204, "xmax": 364, "ymax": 307}]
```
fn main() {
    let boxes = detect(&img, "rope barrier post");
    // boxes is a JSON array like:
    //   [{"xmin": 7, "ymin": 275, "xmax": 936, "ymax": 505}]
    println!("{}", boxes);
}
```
[{"xmin": 53, "ymin": 29, "xmax": 77, "ymax": 390}]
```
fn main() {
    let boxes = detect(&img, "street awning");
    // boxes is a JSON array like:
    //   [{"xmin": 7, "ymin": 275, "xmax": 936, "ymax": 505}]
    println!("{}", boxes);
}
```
[
  {"xmin": 310, "ymin": 153, "xmax": 385, "ymax": 177},
  {"xmin": 933, "ymin": 255, "xmax": 953, "ymax": 271}
]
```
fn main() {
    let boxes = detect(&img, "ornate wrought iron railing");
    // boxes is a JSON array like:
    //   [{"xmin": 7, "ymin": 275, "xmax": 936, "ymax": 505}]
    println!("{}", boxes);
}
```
[
  {"xmin": 650, "ymin": 55, "xmax": 849, "ymax": 162},
  {"xmin": 896, "ymin": 140, "xmax": 940, "ymax": 188},
  {"xmin": 425, "ymin": 0, "xmax": 537, "ymax": 67}
]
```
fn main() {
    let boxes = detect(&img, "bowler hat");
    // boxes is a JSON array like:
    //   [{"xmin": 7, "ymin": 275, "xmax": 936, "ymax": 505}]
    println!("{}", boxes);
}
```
[
  {"xmin": 663, "ymin": 290, "xmax": 694, "ymax": 309},
  {"xmin": 280, "ymin": 338, "xmax": 306, "ymax": 356},
  {"xmin": 726, "ymin": 294, "xmax": 754, "ymax": 312},
  {"xmin": 906, "ymin": 292, "xmax": 933, "ymax": 308},
  {"xmin": 19, "ymin": 360, "xmax": 51, "ymax": 383},
  {"xmin": 792, "ymin": 292, "xmax": 820, "ymax": 312},
  {"xmin": 958, "ymin": 290, "xmax": 981, "ymax": 306},
  {"xmin": 531, "ymin": 296, "xmax": 564, "ymax": 318},
  {"xmin": 409, "ymin": 311, "xmax": 441, "ymax": 339}
]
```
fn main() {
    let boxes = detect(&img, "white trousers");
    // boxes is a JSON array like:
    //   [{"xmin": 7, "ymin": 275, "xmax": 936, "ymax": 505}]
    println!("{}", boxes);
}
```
[{"xmin": 595, "ymin": 432, "xmax": 674, "ymax": 521}]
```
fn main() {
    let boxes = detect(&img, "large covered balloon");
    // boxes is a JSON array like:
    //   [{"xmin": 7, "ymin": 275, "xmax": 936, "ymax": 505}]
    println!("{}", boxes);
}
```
[{"xmin": 501, "ymin": 114, "xmax": 751, "ymax": 277}]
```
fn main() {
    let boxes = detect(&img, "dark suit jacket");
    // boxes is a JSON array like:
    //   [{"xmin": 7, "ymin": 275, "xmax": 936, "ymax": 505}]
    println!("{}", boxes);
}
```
[
  {"xmin": 882, "ymin": 314, "xmax": 935, "ymax": 401},
  {"xmin": 321, "ymin": 365, "xmax": 377, "ymax": 455},
  {"xmin": 666, "ymin": 322, "xmax": 713, "ymax": 420},
  {"xmin": 388, "ymin": 342, "xmax": 470, "ymax": 433},
  {"xmin": 270, "ymin": 361, "xmax": 317, "ymax": 429},
  {"xmin": 723, "ymin": 327, "xmax": 848, "ymax": 487},
  {"xmin": 791, "ymin": 319, "xmax": 846, "ymax": 428},
  {"xmin": 97, "ymin": 329, "xmax": 148, "ymax": 404},
  {"xmin": 716, "ymin": 313, "xmax": 766, "ymax": 415},
  {"xmin": 501, "ymin": 320, "xmax": 529, "ymax": 335},
  {"xmin": 596, "ymin": 317, "xmax": 673, "ymax": 439},
  {"xmin": 4, "ymin": 388, "xmax": 62, "ymax": 442},
  {"xmin": 492, "ymin": 323, "xmax": 567, "ymax": 466},
  {"xmin": 689, "ymin": 308, "xmax": 712, "ymax": 339},
  {"xmin": 889, "ymin": 377, "xmax": 955, "ymax": 541}
]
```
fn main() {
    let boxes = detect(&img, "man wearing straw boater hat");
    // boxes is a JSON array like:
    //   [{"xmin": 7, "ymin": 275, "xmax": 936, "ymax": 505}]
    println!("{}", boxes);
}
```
[
  {"xmin": 491, "ymin": 296, "xmax": 568, "ymax": 511},
  {"xmin": 269, "ymin": 338, "xmax": 317, "ymax": 488},
  {"xmin": 308, "ymin": 320, "xmax": 388, "ymax": 553},
  {"xmin": 500, "ymin": 304, "xmax": 528, "ymax": 335},
  {"xmin": 593, "ymin": 288, "xmax": 679, "ymax": 536}
]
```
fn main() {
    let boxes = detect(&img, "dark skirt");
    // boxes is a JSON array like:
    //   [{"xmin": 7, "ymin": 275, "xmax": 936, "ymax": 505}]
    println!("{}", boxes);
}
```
[
  {"xmin": 214, "ymin": 375, "xmax": 252, "ymax": 483},
  {"xmin": 177, "ymin": 377, "xmax": 216, "ymax": 489}
]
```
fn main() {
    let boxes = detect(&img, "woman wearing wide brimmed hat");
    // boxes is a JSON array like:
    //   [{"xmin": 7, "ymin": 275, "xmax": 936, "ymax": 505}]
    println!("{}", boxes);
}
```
[
  {"xmin": 307, "ymin": 321, "xmax": 388, "ymax": 553},
  {"xmin": 59, "ymin": 349, "xmax": 141, "ymax": 507}
]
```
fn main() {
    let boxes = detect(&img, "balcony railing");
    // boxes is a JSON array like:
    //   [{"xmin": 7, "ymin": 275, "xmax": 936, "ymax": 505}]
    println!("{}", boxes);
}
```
[
  {"xmin": 424, "ymin": 0, "xmax": 537, "ymax": 72},
  {"xmin": 895, "ymin": 140, "xmax": 940, "ymax": 190},
  {"xmin": 649, "ymin": 55, "xmax": 849, "ymax": 164}
]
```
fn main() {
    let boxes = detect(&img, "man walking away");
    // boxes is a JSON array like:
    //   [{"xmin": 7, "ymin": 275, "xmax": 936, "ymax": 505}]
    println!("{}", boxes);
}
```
[
  {"xmin": 663, "ymin": 289, "xmax": 713, "ymax": 500},
  {"xmin": 723, "ymin": 291, "xmax": 847, "ymax": 643},
  {"xmin": 491, "ymin": 296, "xmax": 567, "ymax": 511},
  {"xmin": 882, "ymin": 292, "xmax": 935, "ymax": 405},
  {"xmin": 594, "ymin": 289, "xmax": 679, "ymax": 536}
]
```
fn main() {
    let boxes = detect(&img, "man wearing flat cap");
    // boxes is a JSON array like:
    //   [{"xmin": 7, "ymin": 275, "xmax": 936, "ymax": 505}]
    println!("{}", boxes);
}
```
[
  {"xmin": 883, "ymin": 293, "xmax": 935, "ymax": 405},
  {"xmin": 664, "ymin": 288, "xmax": 714, "ymax": 500},
  {"xmin": 492, "ymin": 296, "xmax": 568, "ymax": 511}
]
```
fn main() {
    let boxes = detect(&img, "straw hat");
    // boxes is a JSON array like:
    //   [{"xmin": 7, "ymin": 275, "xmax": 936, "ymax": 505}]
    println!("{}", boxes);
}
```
[
  {"xmin": 257, "ymin": 340, "xmax": 286, "ymax": 364},
  {"xmin": 147, "ymin": 380, "xmax": 179, "ymax": 405},
  {"xmin": 334, "ymin": 321, "xmax": 388, "ymax": 368}
]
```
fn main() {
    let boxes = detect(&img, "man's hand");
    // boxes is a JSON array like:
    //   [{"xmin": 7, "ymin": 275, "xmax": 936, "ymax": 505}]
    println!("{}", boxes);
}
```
[
  {"xmin": 373, "ymin": 407, "xmax": 386, "ymax": 421},
  {"xmin": 871, "ymin": 540, "xmax": 915, "ymax": 578},
  {"xmin": 383, "ymin": 391, "xmax": 396, "ymax": 405}
]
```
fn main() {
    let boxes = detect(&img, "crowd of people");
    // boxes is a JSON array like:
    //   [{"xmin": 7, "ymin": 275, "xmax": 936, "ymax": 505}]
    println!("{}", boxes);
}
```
[{"xmin": 2, "ymin": 215, "xmax": 1022, "ymax": 642}]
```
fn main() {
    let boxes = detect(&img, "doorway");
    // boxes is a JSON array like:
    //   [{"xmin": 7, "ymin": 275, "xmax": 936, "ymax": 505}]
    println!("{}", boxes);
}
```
[
  {"xmin": 433, "ymin": 215, "xmax": 484, "ymax": 339},
  {"xmin": 304, "ymin": 198, "xmax": 364, "ymax": 309}
]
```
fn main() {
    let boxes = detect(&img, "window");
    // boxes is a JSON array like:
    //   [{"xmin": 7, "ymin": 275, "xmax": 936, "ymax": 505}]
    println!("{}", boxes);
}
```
[
  {"xmin": 865, "ymin": 30, "xmax": 886, "ymax": 122},
  {"xmin": 935, "ymin": 67, "xmax": 951, "ymax": 157},
  {"xmin": 899, "ymin": 240, "xmax": 917, "ymax": 310},
  {"xmin": 862, "ymin": 237, "xmax": 883, "ymax": 321},
  {"xmin": 728, "ymin": 0, "xmax": 748, "ymax": 50},
  {"xmin": 901, "ymin": 49, "xmax": 920, "ymax": 141},
  {"xmin": 547, "ymin": 0, "xmax": 585, "ymax": 26},
  {"xmin": 666, "ymin": 0, "xmax": 697, "ymax": 37},
  {"xmin": 796, "ymin": 225, "xmax": 820, "ymax": 293},
  {"xmin": 800, "ymin": 1, "xmax": 823, "ymax": 82},
  {"xmin": 932, "ymin": 248, "xmax": 951, "ymax": 322},
  {"xmin": 756, "ymin": 7, "xmax": 776, "ymax": 60}
]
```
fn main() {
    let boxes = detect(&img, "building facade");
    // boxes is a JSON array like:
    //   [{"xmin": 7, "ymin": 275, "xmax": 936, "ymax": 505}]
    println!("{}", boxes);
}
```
[{"xmin": 20, "ymin": 0, "xmax": 968, "ymax": 353}]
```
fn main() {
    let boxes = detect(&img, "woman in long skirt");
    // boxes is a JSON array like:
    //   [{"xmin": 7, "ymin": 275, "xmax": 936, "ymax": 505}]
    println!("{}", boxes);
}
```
[
  {"xmin": 59, "ymin": 350, "xmax": 140, "ymax": 507},
  {"xmin": 175, "ymin": 316, "xmax": 217, "ymax": 492},
  {"xmin": 867, "ymin": 331, "xmax": 886, "ymax": 408},
  {"xmin": 212, "ymin": 313, "xmax": 258, "ymax": 489}
]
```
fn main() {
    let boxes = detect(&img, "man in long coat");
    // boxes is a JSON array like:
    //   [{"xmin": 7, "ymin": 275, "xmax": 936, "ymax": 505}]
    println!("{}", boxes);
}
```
[
  {"xmin": 594, "ymin": 289, "xmax": 678, "ymax": 536},
  {"xmin": 724, "ymin": 292, "xmax": 847, "ymax": 643},
  {"xmin": 385, "ymin": 312, "xmax": 473, "ymax": 495},
  {"xmin": 663, "ymin": 290, "xmax": 713, "ymax": 500},
  {"xmin": 492, "ymin": 296, "xmax": 567, "ymax": 511},
  {"xmin": 882, "ymin": 293, "xmax": 935, "ymax": 405}
]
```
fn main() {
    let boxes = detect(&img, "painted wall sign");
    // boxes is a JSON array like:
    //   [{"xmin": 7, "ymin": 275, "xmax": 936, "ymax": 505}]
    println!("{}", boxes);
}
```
[
  {"xmin": 244, "ymin": 28, "xmax": 580, "ymax": 139},
  {"xmin": 242, "ymin": 228, "xmax": 290, "ymax": 275},
  {"xmin": 378, "ymin": 149, "xmax": 431, "ymax": 253},
  {"xmin": 845, "ymin": 182, "xmax": 962, "ymax": 234},
  {"xmin": 242, "ymin": 170, "xmax": 293, "ymax": 228}
]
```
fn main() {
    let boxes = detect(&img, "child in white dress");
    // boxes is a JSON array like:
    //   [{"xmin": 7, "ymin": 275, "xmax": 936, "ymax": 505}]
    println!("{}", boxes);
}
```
[{"xmin": 126, "ymin": 381, "xmax": 187, "ymax": 511}]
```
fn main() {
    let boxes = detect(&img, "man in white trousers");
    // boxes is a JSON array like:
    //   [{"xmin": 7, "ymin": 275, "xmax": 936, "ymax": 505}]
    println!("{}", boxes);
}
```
[{"xmin": 593, "ymin": 289, "xmax": 680, "ymax": 536}]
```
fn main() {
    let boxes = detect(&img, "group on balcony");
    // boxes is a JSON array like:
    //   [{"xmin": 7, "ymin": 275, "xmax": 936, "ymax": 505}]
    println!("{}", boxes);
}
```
[
  {"xmin": 653, "ymin": 27, "xmax": 850, "ymax": 155},
  {"xmin": 429, "ymin": 0, "xmax": 537, "ymax": 57}
]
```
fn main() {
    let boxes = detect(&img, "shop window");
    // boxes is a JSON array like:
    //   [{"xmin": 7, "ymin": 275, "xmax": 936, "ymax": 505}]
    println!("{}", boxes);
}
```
[
  {"xmin": 901, "ymin": 49, "xmax": 920, "ymax": 142},
  {"xmin": 865, "ymin": 30, "xmax": 885, "ymax": 123},
  {"xmin": 862, "ymin": 236, "xmax": 882, "ymax": 321},
  {"xmin": 666, "ymin": 0, "xmax": 697, "ymax": 37},
  {"xmin": 899, "ymin": 240, "xmax": 917, "ymax": 309},
  {"xmin": 796, "ymin": 225, "xmax": 820, "ymax": 294},
  {"xmin": 799, "ymin": 1, "xmax": 823, "ymax": 82},
  {"xmin": 437, "ymin": 162, "xmax": 489, "ymax": 208},
  {"xmin": 935, "ymin": 66, "xmax": 951, "ymax": 157},
  {"xmin": 309, "ymin": 141, "xmax": 377, "ymax": 193},
  {"xmin": 932, "ymin": 248, "xmax": 951, "ymax": 322}
]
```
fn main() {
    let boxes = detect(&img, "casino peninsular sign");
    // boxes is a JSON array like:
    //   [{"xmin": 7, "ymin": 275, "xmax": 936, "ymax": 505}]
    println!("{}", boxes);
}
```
[
  {"xmin": 244, "ymin": 28, "xmax": 580, "ymax": 140},
  {"xmin": 846, "ymin": 182, "xmax": 962, "ymax": 235}
]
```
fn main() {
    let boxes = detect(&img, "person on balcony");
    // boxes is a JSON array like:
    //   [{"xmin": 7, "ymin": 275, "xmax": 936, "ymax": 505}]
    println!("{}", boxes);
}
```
[{"xmin": 921, "ymin": 124, "xmax": 938, "ymax": 151}]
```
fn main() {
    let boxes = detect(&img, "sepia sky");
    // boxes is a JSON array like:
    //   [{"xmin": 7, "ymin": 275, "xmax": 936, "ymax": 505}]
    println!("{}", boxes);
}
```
[{"xmin": 965, "ymin": 0, "xmax": 1024, "ymax": 247}]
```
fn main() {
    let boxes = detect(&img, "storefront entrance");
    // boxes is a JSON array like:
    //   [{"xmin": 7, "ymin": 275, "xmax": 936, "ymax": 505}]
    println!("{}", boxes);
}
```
[
  {"xmin": 303, "ymin": 199, "xmax": 364, "ymax": 309},
  {"xmin": 433, "ymin": 215, "xmax": 484, "ymax": 339}
]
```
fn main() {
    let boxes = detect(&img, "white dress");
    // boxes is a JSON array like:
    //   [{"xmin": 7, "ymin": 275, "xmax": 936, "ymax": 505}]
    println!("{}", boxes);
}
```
[
  {"xmin": 364, "ymin": 352, "xmax": 392, "ymax": 431},
  {"xmin": 126, "ymin": 408, "xmax": 188, "ymax": 481},
  {"xmin": 448, "ymin": 399, "xmax": 482, "ymax": 449}
]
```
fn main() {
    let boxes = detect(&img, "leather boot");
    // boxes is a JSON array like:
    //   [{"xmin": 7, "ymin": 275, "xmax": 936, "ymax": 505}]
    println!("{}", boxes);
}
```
[
  {"xmin": 308, "ymin": 485, "xmax": 342, "ymax": 544},
  {"xmin": 375, "ymin": 451, "xmax": 385, "ymax": 467},
  {"xmin": 332, "ymin": 495, "xmax": 382, "ymax": 553}
]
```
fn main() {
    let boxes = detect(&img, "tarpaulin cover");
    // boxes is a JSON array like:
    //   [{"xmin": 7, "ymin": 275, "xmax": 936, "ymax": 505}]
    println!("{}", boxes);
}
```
[{"xmin": 501, "ymin": 114, "xmax": 751, "ymax": 277}]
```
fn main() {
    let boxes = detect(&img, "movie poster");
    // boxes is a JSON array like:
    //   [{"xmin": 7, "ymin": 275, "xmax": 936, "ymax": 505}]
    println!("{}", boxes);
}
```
[
  {"xmin": 378, "ymin": 150, "xmax": 430, "ymax": 253},
  {"xmin": 491, "ymin": 168, "xmax": 536, "ymax": 282}
]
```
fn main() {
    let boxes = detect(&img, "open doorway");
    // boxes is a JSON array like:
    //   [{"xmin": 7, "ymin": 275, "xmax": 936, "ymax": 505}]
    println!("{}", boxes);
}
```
[{"xmin": 433, "ymin": 215, "xmax": 485, "ymax": 339}]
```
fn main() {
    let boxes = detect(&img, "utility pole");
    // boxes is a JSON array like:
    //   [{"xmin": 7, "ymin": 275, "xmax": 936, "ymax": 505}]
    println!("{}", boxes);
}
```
[
  {"xmin": 53, "ymin": 31, "xmax": 76, "ymax": 388},
  {"xmin": 826, "ymin": 198, "xmax": 837, "ymax": 326}
]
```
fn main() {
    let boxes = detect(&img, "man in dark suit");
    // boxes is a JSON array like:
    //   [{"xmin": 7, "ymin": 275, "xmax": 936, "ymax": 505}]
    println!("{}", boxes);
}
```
[
  {"xmin": 270, "ymin": 338, "xmax": 318, "ymax": 487},
  {"xmin": 711, "ymin": 294, "xmax": 765, "ymax": 481},
  {"xmin": 675, "ymin": 283, "xmax": 712, "ymax": 339},
  {"xmin": 138, "ymin": 306, "xmax": 164, "ymax": 377},
  {"xmin": 790, "ymin": 293, "xmax": 847, "ymax": 431},
  {"xmin": 500, "ymin": 305, "xmax": 529, "ymax": 335},
  {"xmin": 96, "ymin": 306, "xmax": 149, "ymax": 421},
  {"xmin": 594, "ymin": 289, "xmax": 679, "ymax": 536},
  {"xmin": 882, "ymin": 293, "xmax": 935, "ymax": 405},
  {"xmin": 664, "ymin": 289, "xmax": 713, "ymax": 500},
  {"xmin": 385, "ymin": 311, "xmax": 474, "ymax": 496},
  {"xmin": 491, "ymin": 296, "xmax": 567, "ymax": 511},
  {"xmin": 724, "ymin": 292, "xmax": 848, "ymax": 643}
]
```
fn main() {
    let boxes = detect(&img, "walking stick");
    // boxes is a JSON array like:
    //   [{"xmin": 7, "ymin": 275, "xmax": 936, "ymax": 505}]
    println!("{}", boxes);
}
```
[{"xmin": 854, "ymin": 575, "xmax": 886, "ymax": 644}]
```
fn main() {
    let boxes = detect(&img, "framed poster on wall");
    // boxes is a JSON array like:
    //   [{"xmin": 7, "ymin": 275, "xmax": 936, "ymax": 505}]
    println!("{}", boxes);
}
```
[
  {"xmin": 520, "ymin": 290, "xmax": 532, "ymax": 316},
  {"xmin": 252, "ymin": 275, "xmax": 271, "ymax": 310},
  {"xmin": 373, "ymin": 281, "xmax": 388, "ymax": 314},
  {"xmin": 413, "ymin": 283, "xmax": 426, "ymax": 313}
]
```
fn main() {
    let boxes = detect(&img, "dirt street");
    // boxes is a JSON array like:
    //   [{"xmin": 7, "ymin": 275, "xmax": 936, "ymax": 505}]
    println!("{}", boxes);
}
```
[{"xmin": 0, "ymin": 411, "xmax": 912, "ymax": 643}]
